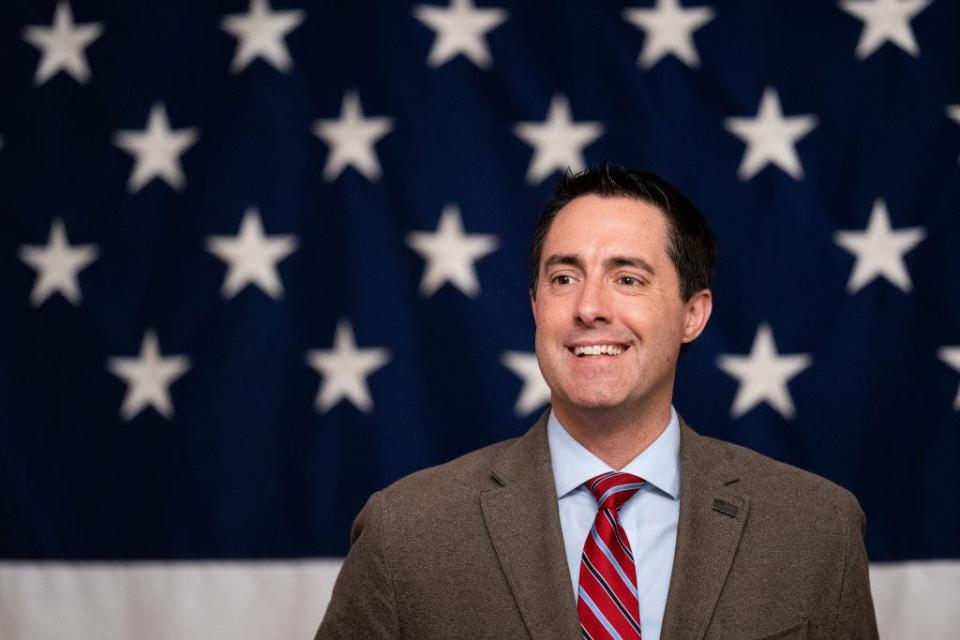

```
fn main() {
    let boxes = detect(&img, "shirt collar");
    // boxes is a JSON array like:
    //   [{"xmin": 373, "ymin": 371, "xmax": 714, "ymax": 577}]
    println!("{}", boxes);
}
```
[{"xmin": 547, "ymin": 406, "xmax": 681, "ymax": 501}]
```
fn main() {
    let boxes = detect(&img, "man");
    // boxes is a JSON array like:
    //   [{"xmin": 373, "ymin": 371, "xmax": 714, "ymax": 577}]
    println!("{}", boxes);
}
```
[{"xmin": 317, "ymin": 164, "xmax": 878, "ymax": 639}]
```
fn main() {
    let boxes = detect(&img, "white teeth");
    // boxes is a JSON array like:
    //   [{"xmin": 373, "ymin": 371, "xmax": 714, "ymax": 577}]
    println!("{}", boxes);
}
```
[{"xmin": 573, "ymin": 344, "xmax": 624, "ymax": 356}]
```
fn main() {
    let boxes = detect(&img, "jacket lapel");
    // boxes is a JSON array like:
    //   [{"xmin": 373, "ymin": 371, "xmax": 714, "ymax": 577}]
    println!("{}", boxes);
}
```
[
  {"xmin": 661, "ymin": 420, "xmax": 749, "ymax": 639},
  {"xmin": 480, "ymin": 414, "xmax": 581, "ymax": 640}
]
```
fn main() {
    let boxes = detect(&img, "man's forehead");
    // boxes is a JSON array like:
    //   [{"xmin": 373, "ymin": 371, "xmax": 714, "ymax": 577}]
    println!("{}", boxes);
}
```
[
  {"xmin": 543, "ymin": 195, "xmax": 670, "ymax": 253},
  {"xmin": 559, "ymin": 192, "xmax": 665, "ymax": 213}
]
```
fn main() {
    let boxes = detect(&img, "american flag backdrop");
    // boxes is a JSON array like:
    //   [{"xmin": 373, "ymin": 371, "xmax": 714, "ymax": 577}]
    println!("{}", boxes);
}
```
[{"xmin": 1, "ymin": 0, "xmax": 958, "ymax": 637}]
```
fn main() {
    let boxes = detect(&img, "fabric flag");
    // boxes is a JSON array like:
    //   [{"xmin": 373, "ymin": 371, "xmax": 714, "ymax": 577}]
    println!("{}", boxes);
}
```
[{"xmin": 1, "ymin": 1, "xmax": 958, "ymax": 637}]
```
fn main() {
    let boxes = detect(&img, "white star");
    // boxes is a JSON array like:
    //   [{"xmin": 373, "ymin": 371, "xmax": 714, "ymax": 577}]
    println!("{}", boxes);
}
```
[
  {"xmin": 948, "ymin": 105, "xmax": 960, "ymax": 162},
  {"xmin": 113, "ymin": 103, "xmax": 200, "ymax": 193},
  {"xmin": 500, "ymin": 351, "xmax": 551, "ymax": 417},
  {"xmin": 834, "ymin": 199, "xmax": 925, "ymax": 294},
  {"xmin": 840, "ymin": 0, "xmax": 931, "ymax": 59},
  {"xmin": 312, "ymin": 91, "xmax": 394, "ymax": 182},
  {"xmin": 306, "ymin": 320, "xmax": 391, "ymax": 413},
  {"xmin": 107, "ymin": 330, "xmax": 191, "ymax": 421},
  {"xmin": 622, "ymin": 0, "xmax": 715, "ymax": 69},
  {"xmin": 413, "ymin": 0, "xmax": 508, "ymax": 69},
  {"xmin": 220, "ymin": 0, "xmax": 305, "ymax": 73},
  {"xmin": 716, "ymin": 324, "xmax": 812, "ymax": 420},
  {"xmin": 724, "ymin": 87, "xmax": 818, "ymax": 181},
  {"xmin": 948, "ymin": 105, "xmax": 960, "ymax": 125},
  {"xmin": 206, "ymin": 207, "xmax": 298, "ymax": 300},
  {"xmin": 514, "ymin": 94, "xmax": 604, "ymax": 185},
  {"xmin": 406, "ymin": 204, "xmax": 499, "ymax": 298},
  {"xmin": 938, "ymin": 347, "xmax": 960, "ymax": 410},
  {"xmin": 18, "ymin": 218, "xmax": 98, "ymax": 307},
  {"xmin": 22, "ymin": 1, "xmax": 103, "ymax": 86}
]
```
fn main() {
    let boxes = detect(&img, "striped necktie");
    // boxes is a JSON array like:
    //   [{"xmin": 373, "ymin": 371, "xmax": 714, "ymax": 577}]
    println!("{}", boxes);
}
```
[{"xmin": 578, "ymin": 471, "xmax": 645, "ymax": 640}]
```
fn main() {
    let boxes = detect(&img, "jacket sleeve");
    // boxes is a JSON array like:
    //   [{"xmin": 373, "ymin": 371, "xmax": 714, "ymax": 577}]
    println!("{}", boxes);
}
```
[
  {"xmin": 315, "ymin": 490, "xmax": 400, "ymax": 640},
  {"xmin": 833, "ymin": 497, "xmax": 879, "ymax": 639}
]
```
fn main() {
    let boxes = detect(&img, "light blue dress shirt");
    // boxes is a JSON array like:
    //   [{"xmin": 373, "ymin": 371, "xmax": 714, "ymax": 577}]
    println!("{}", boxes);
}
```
[{"xmin": 547, "ymin": 407, "xmax": 681, "ymax": 640}]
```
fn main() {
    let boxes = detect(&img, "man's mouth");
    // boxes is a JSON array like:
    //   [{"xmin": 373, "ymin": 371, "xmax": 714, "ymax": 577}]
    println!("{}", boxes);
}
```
[{"xmin": 569, "ymin": 344, "xmax": 629, "ymax": 357}]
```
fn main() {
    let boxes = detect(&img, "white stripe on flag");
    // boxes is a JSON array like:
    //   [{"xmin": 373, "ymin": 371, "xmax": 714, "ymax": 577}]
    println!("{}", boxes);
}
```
[
  {"xmin": 870, "ymin": 560, "xmax": 960, "ymax": 638},
  {"xmin": 0, "ymin": 560, "xmax": 341, "ymax": 640},
  {"xmin": 0, "ymin": 559, "xmax": 957, "ymax": 638}
]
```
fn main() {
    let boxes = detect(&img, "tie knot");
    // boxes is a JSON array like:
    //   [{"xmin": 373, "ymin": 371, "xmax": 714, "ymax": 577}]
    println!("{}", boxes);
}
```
[{"xmin": 586, "ymin": 471, "xmax": 644, "ymax": 511}]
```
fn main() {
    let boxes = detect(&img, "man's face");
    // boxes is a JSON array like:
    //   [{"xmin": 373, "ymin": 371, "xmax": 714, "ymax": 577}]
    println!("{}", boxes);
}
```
[{"xmin": 532, "ymin": 194, "xmax": 711, "ymax": 418}]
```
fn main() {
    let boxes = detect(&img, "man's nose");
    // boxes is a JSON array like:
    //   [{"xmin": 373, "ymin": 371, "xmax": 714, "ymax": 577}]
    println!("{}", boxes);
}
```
[{"xmin": 575, "ymin": 277, "xmax": 610, "ymax": 325}]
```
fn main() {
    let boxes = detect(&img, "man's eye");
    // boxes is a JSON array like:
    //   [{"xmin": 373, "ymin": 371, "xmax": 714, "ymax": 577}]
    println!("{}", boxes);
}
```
[
  {"xmin": 552, "ymin": 275, "xmax": 573, "ymax": 285},
  {"xmin": 619, "ymin": 276, "xmax": 642, "ymax": 286}
]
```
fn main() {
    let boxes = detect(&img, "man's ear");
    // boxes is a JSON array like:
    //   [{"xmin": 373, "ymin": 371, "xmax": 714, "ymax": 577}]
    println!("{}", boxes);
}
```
[
  {"xmin": 529, "ymin": 288, "xmax": 537, "ymax": 323},
  {"xmin": 681, "ymin": 289, "xmax": 712, "ymax": 344}
]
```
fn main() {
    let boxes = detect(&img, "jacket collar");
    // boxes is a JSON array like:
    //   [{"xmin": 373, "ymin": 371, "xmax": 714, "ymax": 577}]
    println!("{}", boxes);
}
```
[
  {"xmin": 660, "ymin": 418, "xmax": 748, "ymax": 639},
  {"xmin": 482, "ymin": 412, "xmax": 582, "ymax": 640}
]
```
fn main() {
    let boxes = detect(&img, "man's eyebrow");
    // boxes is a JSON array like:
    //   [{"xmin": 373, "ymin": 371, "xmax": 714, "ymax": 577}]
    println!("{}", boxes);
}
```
[
  {"xmin": 605, "ymin": 256, "xmax": 656, "ymax": 275},
  {"xmin": 542, "ymin": 254, "xmax": 584, "ymax": 271}
]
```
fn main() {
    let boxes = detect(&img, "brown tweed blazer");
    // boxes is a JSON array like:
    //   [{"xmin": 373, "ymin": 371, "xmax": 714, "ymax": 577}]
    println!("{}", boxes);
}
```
[{"xmin": 316, "ymin": 414, "xmax": 878, "ymax": 639}]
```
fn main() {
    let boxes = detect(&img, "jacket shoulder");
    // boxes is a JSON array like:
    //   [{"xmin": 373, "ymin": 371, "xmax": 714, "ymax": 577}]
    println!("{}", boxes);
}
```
[
  {"xmin": 695, "ymin": 432, "xmax": 863, "ymax": 515},
  {"xmin": 378, "ymin": 436, "xmax": 518, "ymax": 505}
]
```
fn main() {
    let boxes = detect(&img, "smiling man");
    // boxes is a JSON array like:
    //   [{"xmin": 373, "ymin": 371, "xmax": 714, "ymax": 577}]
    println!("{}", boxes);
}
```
[{"xmin": 317, "ymin": 164, "xmax": 878, "ymax": 639}]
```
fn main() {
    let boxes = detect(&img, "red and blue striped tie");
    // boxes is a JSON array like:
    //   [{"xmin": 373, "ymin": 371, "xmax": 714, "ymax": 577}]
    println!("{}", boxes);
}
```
[{"xmin": 578, "ymin": 471, "xmax": 645, "ymax": 640}]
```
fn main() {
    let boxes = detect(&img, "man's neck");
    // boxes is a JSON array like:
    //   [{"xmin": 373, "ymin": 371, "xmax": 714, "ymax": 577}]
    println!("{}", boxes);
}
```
[{"xmin": 551, "ymin": 399, "xmax": 673, "ymax": 470}]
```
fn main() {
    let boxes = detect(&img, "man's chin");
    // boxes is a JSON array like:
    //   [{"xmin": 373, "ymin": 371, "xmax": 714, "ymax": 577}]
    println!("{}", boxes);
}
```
[{"xmin": 554, "ymin": 390, "xmax": 630, "ymax": 413}]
